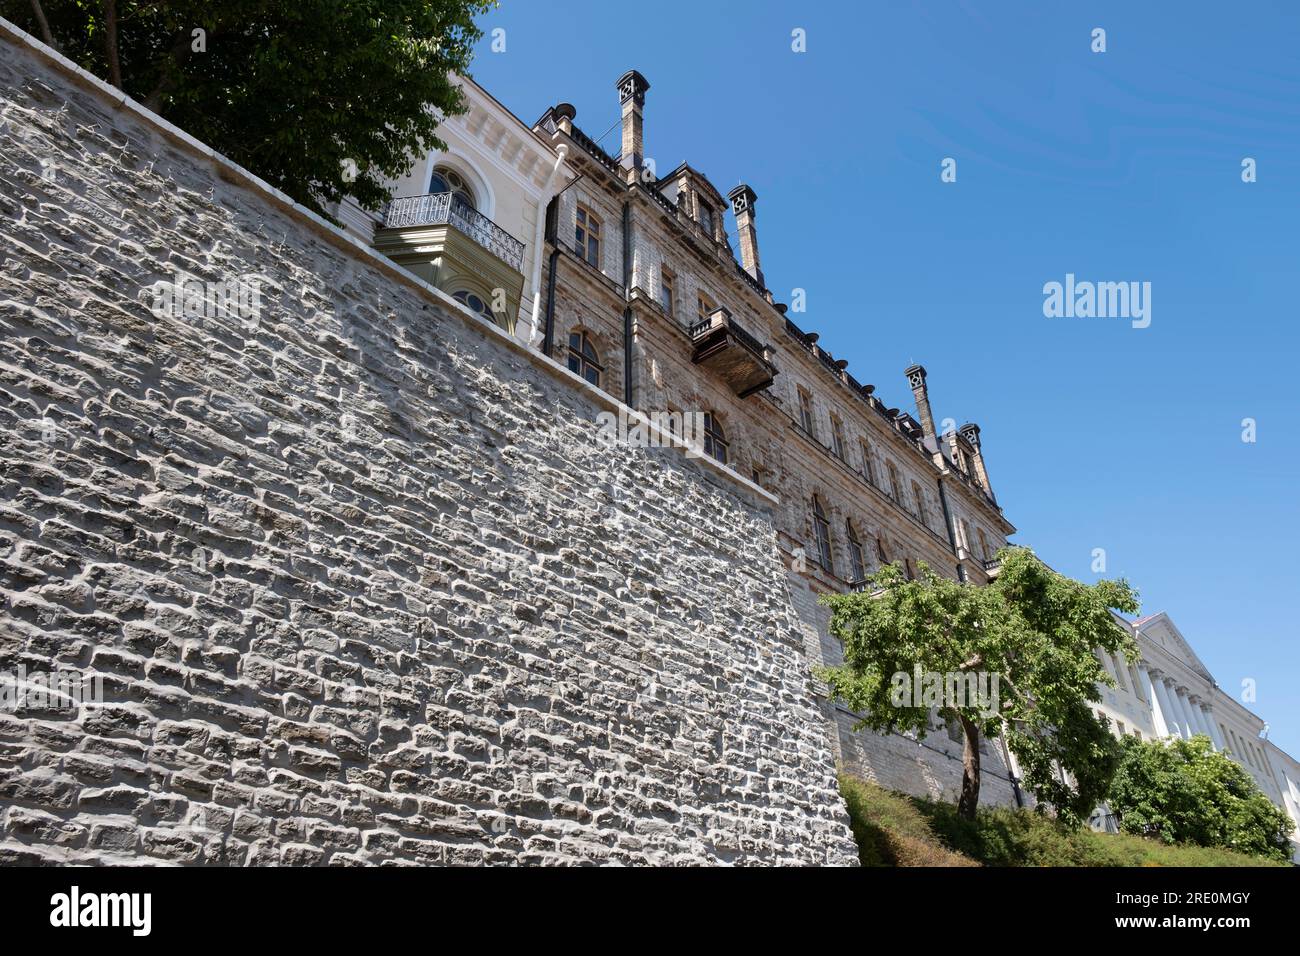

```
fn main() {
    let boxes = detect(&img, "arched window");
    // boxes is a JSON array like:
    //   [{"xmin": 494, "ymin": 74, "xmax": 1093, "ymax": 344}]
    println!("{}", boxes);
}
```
[
  {"xmin": 812, "ymin": 495, "xmax": 833, "ymax": 573},
  {"xmin": 430, "ymin": 164, "xmax": 476, "ymax": 214},
  {"xmin": 703, "ymin": 412, "xmax": 728, "ymax": 465},
  {"xmin": 875, "ymin": 536, "xmax": 889, "ymax": 567},
  {"xmin": 846, "ymin": 520, "xmax": 865, "ymax": 583},
  {"xmin": 567, "ymin": 331, "xmax": 602, "ymax": 386}
]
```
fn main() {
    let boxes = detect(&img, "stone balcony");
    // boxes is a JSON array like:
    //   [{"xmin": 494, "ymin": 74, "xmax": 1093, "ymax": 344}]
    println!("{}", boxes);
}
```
[
  {"xmin": 372, "ymin": 193, "xmax": 526, "ymax": 329},
  {"xmin": 688, "ymin": 307, "xmax": 777, "ymax": 398}
]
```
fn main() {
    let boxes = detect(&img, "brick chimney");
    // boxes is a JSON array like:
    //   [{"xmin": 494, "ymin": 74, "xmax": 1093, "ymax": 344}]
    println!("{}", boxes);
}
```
[
  {"xmin": 728, "ymin": 184, "xmax": 762, "ymax": 285},
  {"xmin": 904, "ymin": 365, "xmax": 936, "ymax": 444},
  {"xmin": 958, "ymin": 423, "xmax": 995, "ymax": 501},
  {"xmin": 616, "ymin": 70, "xmax": 650, "ymax": 184}
]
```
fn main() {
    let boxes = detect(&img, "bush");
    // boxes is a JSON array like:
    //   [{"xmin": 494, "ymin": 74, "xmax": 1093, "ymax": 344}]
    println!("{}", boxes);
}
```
[
  {"xmin": 1107, "ymin": 735, "xmax": 1295, "ymax": 863},
  {"xmin": 839, "ymin": 774, "xmax": 1286, "ymax": 867}
]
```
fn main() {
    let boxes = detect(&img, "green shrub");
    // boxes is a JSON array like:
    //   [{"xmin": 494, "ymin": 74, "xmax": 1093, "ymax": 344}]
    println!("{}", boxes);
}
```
[{"xmin": 838, "ymin": 774, "xmax": 1286, "ymax": 867}]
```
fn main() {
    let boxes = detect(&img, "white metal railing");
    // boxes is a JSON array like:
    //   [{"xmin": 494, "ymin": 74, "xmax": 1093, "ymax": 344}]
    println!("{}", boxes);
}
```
[{"xmin": 383, "ymin": 192, "xmax": 524, "ymax": 271}]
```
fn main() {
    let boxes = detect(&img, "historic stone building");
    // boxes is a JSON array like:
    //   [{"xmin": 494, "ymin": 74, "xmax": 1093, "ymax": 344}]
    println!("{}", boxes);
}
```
[
  {"xmin": 3, "ymin": 9, "xmax": 1298, "ymax": 864},
  {"xmin": 525, "ymin": 71, "xmax": 1022, "ymax": 806},
  {"xmin": 361, "ymin": 65, "xmax": 1300, "ymax": 831},
  {"xmin": 0, "ymin": 23, "xmax": 859, "ymax": 865}
]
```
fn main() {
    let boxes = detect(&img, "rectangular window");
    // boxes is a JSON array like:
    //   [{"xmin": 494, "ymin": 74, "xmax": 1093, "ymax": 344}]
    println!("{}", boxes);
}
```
[
  {"xmin": 812, "ymin": 497, "xmax": 833, "ymax": 573},
  {"xmin": 697, "ymin": 291, "xmax": 716, "ymax": 325},
  {"xmin": 977, "ymin": 528, "xmax": 990, "ymax": 561},
  {"xmin": 847, "ymin": 523, "xmax": 865, "ymax": 583},
  {"xmin": 660, "ymin": 267, "xmax": 675, "ymax": 317},
  {"xmin": 830, "ymin": 415, "xmax": 846, "ymax": 459},
  {"xmin": 699, "ymin": 203, "xmax": 714, "ymax": 237},
  {"xmin": 576, "ymin": 204, "xmax": 601, "ymax": 267},
  {"xmin": 858, "ymin": 438, "xmax": 875, "ymax": 484},
  {"xmin": 798, "ymin": 388, "xmax": 815, "ymax": 435}
]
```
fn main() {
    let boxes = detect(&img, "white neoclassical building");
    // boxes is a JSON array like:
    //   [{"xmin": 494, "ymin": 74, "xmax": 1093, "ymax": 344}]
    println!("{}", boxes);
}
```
[
  {"xmin": 328, "ymin": 75, "xmax": 572, "ymax": 344},
  {"xmin": 1093, "ymin": 611, "xmax": 1299, "ymax": 862}
]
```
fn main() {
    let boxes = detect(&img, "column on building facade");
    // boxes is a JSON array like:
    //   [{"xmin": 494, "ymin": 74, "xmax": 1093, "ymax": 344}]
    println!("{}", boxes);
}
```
[
  {"xmin": 1202, "ymin": 704, "xmax": 1227, "ymax": 750},
  {"xmin": 1137, "ymin": 665, "xmax": 1169, "ymax": 737},
  {"xmin": 1125, "ymin": 659, "xmax": 1146, "ymax": 703},
  {"xmin": 1174, "ymin": 686, "xmax": 1200, "ymax": 741},
  {"xmin": 1187, "ymin": 696, "xmax": 1215, "ymax": 747},
  {"xmin": 1150, "ymin": 674, "xmax": 1182, "ymax": 738}
]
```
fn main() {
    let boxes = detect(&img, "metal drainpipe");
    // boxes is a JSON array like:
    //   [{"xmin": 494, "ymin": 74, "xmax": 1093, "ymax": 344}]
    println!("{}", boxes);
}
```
[
  {"xmin": 528, "ymin": 146, "xmax": 568, "ymax": 344},
  {"xmin": 936, "ymin": 475, "xmax": 958, "ymax": 556},
  {"xmin": 1000, "ymin": 733, "xmax": 1025, "ymax": 807},
  {"xmin": 541, "ymin": 171, "xmax": 586, "ymax": 359},
  {"xmin": 542, "ymin": 246, "xmax": 560, "ymax": 359},
  {"xmin": 621, "ymin": 199, "xmax": 633, "ymax": 408}
]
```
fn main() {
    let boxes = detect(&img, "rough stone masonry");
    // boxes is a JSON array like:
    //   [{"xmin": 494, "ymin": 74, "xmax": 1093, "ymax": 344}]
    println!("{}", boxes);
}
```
[{"xmin": 0, "ymin": 22, "xmax": 859, "ymax": 865}]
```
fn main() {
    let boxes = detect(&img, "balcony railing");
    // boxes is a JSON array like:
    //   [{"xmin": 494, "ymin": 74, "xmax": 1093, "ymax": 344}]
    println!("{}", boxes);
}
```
[
  {"xmin": 383, "ymin": 193, "xmax": 525, "ymax": 271},
  {"xmin": 688, "ymin": 311, "xmax": 771, "ymax": 363},
  {"xmin": 689, "ymin": 308, "xmax": 776, "ymax": 398}
]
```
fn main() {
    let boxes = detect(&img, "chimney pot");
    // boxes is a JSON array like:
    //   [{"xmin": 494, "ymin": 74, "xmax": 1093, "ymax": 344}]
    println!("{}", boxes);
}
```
[
  {"xmin": 727, "ymin": 183, "xmax": 763, "ymax": 284},
  {"xmin": 552, "ymin": 102, "xmax": 576, "ymax": 134},
  {"xmin": 616, "ymin": 70, "xmax": 650, "ymax": 181},
  {"xmin": 958, "ymin": 423, "xmax": 995, "ymax": 500},
  {"xmin": 904, "ymin": 364, "xmax": 937, "ymax": 444}
]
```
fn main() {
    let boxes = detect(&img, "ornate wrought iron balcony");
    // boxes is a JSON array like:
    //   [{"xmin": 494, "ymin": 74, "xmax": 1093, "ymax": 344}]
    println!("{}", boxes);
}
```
[{"xmin": 383, "ymin": 193, "xmax": 525, "ymax": 271}]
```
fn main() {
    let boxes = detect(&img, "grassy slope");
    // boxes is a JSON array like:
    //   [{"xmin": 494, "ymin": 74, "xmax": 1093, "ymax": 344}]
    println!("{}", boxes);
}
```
[{"xmin": 839, "ymin": 774, "xmax": 1285, "ymax": 867}]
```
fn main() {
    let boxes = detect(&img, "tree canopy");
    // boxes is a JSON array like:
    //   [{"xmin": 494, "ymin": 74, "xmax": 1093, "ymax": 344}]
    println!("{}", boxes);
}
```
[
  {"xmin": 1108, "ymin": 734, "xmax": 1294, "ymax": 862},
  {"xmin": 820, "ymin": 547, "xmax": 1139, "ymax": 822},
  {"xmin": 7, "ymin": 0, "xmax": 495, "ymax": 214}
]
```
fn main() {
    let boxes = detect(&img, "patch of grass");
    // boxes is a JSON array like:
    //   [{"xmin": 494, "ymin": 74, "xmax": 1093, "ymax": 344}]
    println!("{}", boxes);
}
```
[
  {"xmin": 839, "ymin": 774, "xmax": 1286, "ymax": 867},
  {"xmin": 838, "ymin": 773, "xmax": 977, "ymax": 866}
]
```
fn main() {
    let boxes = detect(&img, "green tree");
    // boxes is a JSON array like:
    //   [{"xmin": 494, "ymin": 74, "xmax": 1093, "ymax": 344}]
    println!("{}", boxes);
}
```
[
  {"xmin": 6, "ymin": 0, "xmax": 494, "ymax": 214},
  {"xmin": 820, "ymin": 547, "xmax": 1139, "ymax": 822},
  {"xmin": 1108, "ymin": 734, "xmax": 1294, "ymax": 862}
]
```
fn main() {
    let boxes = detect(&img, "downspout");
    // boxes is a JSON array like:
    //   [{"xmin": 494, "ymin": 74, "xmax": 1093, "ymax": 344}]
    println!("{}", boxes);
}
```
[
  {"xmin": 528, "ymin": 146, "xmax": 568, "ymax": 346},
  {"xmin": 543, "ymin": 241, "xmax": 560, "ymax": 358},
  {"xmin": 936, "ymin": 475, "xmax": 958, "ymax": 554},
  {"xmin": 542, "ymin": 169, "xmax": 586, "ymax": 359},
  {"xmin": 999, "ymin": 732, "xmax": 1025, "ymax": 807},
  {"xmin": 621, "ymin": 199, "xmax": 633, "ymax": 408}
]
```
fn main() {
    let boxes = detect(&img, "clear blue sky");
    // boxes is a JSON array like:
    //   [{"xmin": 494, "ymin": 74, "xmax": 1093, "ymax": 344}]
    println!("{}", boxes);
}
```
[{"xmin": 467, "ymin": 1, "xmax": 1300, "ymax": 756}]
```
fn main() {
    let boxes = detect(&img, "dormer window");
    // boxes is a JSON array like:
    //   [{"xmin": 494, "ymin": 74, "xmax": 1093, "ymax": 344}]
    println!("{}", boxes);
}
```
[{"xmin": 698, "ymin": 202, "xmax": 714, "ymax": 238}]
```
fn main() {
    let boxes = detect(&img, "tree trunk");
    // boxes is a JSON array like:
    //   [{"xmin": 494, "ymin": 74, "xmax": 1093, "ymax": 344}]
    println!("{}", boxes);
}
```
[
  {"xmin": 103, "ymin": 0, "xmax": 123, "ymax": 89},
  {"xmin": 958, "ymin": 713, "xmax": 982, "ymax": 820},
  {"xmin": 29, "ymin": 0, "xmax": 54, "ymax": 47}
]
